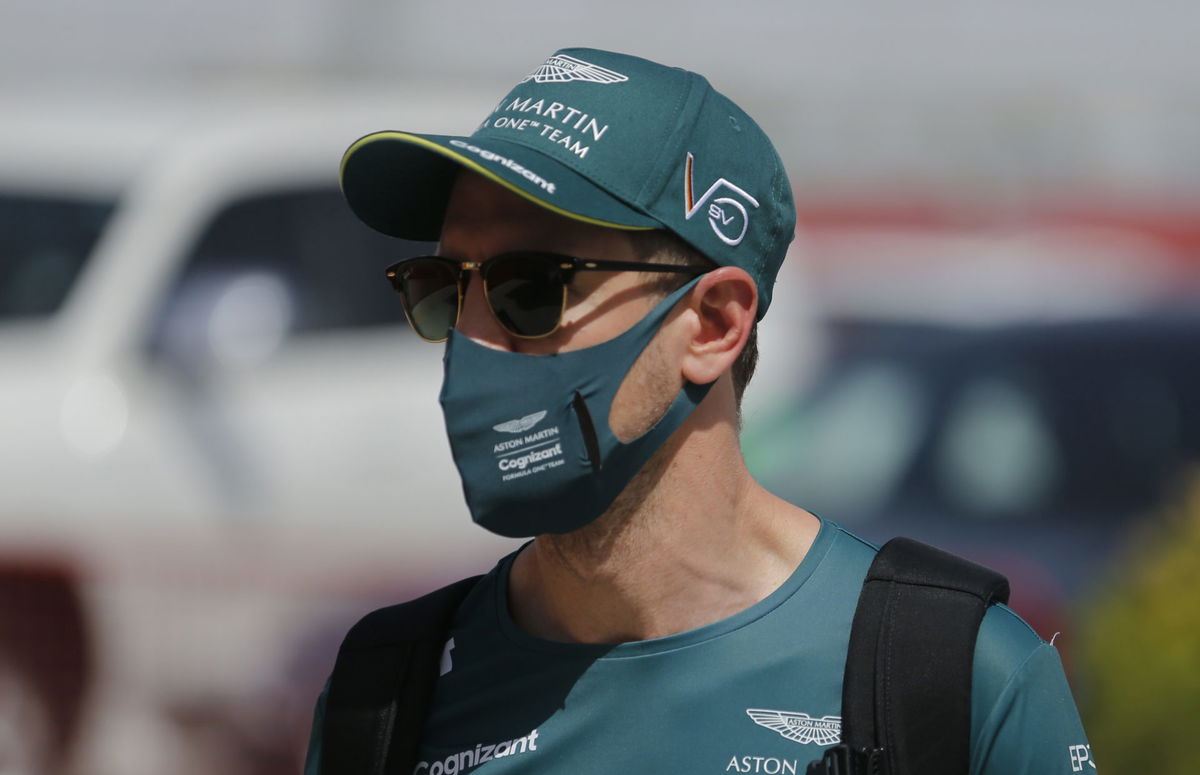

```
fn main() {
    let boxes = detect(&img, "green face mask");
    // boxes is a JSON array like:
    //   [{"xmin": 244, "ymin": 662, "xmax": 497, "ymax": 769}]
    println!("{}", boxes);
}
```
[{"xmin": 438, "ymin": 280, "xmax": 713, "ymax": 538}]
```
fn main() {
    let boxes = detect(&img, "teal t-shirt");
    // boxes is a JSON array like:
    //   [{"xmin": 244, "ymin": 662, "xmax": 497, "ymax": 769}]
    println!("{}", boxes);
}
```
[{"xmin": 306, "ymin": 520, "xmax": 1095, "ymax": 774}]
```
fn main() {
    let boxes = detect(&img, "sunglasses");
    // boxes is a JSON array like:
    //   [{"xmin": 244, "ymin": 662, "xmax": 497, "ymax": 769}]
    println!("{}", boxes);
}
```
[{"xmin": 385, "ymin": 251, "xmax": 710, "ymax": 342}]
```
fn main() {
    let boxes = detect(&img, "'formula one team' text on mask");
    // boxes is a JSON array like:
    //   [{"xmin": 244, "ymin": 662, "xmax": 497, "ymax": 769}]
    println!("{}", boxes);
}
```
[{"xmin": 438, "ymin": 280, "xmax": 712, "ymax": 538}]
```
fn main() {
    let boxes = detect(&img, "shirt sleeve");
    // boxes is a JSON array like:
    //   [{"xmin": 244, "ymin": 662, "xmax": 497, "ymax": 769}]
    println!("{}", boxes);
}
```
[
  {"xmin": 972, "ymin": 640, "xmax": 1096, "ymax": 775},
  {"xmin": 303, "ymin": 679, "xmax": 329, "ymax": 775}
]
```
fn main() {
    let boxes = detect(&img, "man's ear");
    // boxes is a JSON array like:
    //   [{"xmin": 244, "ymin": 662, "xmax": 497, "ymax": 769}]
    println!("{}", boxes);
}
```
[{"xmin": 679, "ymin": 267, "xmax": 757, "ymax": 386}]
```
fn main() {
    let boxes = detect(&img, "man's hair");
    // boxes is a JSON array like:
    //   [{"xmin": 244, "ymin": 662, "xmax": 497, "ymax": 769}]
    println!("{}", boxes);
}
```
[{"xmin": 628, "ymin": 230, "xmax": 759, "ymax": 405}]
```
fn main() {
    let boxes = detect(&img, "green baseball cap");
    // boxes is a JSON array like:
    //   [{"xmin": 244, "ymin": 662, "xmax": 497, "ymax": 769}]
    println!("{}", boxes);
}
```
[{"xmin": 340, "ymin": 47, "xmax": 795, "ymax": 318}]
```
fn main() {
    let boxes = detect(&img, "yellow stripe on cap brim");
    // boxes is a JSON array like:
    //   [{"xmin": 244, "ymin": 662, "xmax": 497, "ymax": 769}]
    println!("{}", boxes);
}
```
[{"xmin": 341, "ymin": 131, "xmax": 655, "ymax": 232}]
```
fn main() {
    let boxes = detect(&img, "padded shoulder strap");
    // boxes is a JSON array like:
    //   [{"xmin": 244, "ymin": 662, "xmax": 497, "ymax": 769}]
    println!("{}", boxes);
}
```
[
  {"xmin": 840, "ymin": 538, "xmax": 1010, "ymax": 775},
  {"xmin": 320, "ymin": 575, "xmax": 482, "ymax": 775}
]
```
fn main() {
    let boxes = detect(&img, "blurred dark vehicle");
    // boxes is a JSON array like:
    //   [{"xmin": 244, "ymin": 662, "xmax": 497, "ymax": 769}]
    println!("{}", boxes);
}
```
[{"xmin": 746, "ymin": 311, "xmax": 1200, "ymax": 651}]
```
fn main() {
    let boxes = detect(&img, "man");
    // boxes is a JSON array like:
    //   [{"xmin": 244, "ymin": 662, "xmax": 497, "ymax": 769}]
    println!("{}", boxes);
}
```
[{"xmin": 308, "ymin": 48, "xmax": 1092, "ymax": 774}]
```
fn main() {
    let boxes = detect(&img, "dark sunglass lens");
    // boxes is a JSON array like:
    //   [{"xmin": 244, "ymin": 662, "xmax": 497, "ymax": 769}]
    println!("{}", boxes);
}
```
[
  {"xmin": 484, "ymin": 254, "xmax": 565, "ymax": 337},
  {"xmin": 393, "ymin": 259, "xmax": 459, "ymax": 340}
]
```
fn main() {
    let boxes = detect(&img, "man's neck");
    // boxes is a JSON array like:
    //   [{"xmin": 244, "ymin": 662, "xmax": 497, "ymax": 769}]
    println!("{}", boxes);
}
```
[{"xmin": 506, "ymin": 419, "xmax": 820, "ymax": 644}]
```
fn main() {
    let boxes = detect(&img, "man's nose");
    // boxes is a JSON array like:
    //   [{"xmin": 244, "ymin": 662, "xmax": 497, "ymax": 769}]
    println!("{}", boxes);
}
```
[{"xmin": 455, "ymin": 272, "xmax": 515, "ymax": 351}]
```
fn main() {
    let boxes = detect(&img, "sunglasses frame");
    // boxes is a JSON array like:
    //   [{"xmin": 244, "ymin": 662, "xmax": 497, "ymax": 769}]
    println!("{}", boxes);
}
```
[{"xmin": 385, "ymin": 251, "xmax": 711, "ymax": 343}]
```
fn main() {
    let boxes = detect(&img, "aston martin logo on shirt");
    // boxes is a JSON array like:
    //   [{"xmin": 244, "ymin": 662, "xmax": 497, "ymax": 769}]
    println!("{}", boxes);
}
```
[
  {"xmin": 493, "ymin": 410, "xmax": 548, "ymax": 434},
  {"xmin": 746, "ymin": 709, "xmax": 842, "ymax": 746},
  {"xmin": 521, "ymin": 54, "xmax": 629, "ymax": 84}
]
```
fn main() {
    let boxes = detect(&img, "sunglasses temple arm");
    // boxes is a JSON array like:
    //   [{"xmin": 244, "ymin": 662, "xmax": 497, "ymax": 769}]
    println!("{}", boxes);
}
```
[{"xmin": 574, "ymin": 260, "xmax": 709, "ymax": 274}]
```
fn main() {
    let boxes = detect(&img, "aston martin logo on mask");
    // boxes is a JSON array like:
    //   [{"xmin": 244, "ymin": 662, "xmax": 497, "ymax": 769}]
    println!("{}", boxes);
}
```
[
  {"xmin": 493, "ymin": 410, "xmax": 548, "ymax": 434},
  {"xmin": 521, "ymin": 54, "xmax": 629, "ymax": 85}
]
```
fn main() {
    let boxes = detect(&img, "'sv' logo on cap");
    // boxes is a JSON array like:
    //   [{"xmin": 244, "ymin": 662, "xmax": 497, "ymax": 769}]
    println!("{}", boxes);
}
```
[{"xmin": 683, "ymin": 153, "xmax": 760, "ymax": 247}]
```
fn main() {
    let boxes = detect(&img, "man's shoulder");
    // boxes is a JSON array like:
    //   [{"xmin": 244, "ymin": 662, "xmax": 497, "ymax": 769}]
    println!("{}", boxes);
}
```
[
  {"xmin": 811, "ymin": 519, "xmax": 878, "ymax": 583},
  {"xmin": 974, "ymin": 602, "xmax": 1053, "ymax": 696},
  {"xmin": 822, "ymin": 523, "xmax": 1068, "ymax": 762},
  {"xmin": 335, "ymin": 554, "xmax": 509, "ymax": 650},
  {"xmin": 818, "ymin": 522, "xmax": 1050, "ymax": 678}
]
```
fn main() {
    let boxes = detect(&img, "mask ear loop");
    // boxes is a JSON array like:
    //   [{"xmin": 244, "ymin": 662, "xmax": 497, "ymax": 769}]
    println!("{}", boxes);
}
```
[{"xmin": 599, "ymin": 276, "xmax": 707, "ymax": 442}]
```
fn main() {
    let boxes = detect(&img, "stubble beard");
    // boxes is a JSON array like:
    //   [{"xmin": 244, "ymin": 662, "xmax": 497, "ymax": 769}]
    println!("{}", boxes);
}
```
[{"xmin": 539, "ymin": 336, "xmax": 684, "ymax": 580}]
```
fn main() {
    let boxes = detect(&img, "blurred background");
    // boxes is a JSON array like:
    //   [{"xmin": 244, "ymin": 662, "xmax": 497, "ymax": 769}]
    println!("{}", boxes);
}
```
[{"xmin": 2, "ymin": 1, "xmax": 1199, "ymax": 773}]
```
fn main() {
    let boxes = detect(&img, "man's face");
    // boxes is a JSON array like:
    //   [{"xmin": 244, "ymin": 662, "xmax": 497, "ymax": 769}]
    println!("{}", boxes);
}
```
[{"xmin": 438, "ymin": 171, "xmax": 687, "ymax": 440}]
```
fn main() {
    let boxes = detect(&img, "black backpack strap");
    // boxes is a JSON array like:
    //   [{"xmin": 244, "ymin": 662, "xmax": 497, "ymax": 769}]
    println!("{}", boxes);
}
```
[
  {"xmin": 320, "ymin": 575, "xmax": 482, "ymax": 775},
  {"xmin": 809, "ymin": 537, "xmax": 1010, "ymax": 775}
]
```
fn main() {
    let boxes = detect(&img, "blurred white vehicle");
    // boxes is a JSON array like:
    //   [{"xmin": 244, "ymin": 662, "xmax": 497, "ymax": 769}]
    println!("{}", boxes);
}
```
[{"xmin": 0, "ymin": 87, "xmax": 520, "ymax": 775}]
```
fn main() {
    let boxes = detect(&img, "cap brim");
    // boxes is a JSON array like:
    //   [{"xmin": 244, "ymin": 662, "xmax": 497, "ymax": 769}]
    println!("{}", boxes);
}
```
[{"xmin": 340, "ymin": 131, "xmax": 661, "ymax": 241}]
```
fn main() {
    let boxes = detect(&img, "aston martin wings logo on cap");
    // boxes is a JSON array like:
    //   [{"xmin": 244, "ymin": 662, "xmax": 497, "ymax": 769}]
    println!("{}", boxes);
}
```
[
  {"xmin": 746, "ymin": 709, "xmax": 842, "ymax": 746},
  {"xmin": 493, "ymin": 411, "xmax": 549, "ymax": 434},
  {"xmin": 522, "ymin": 54, "xmax": 629, "ymax": 85}
]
